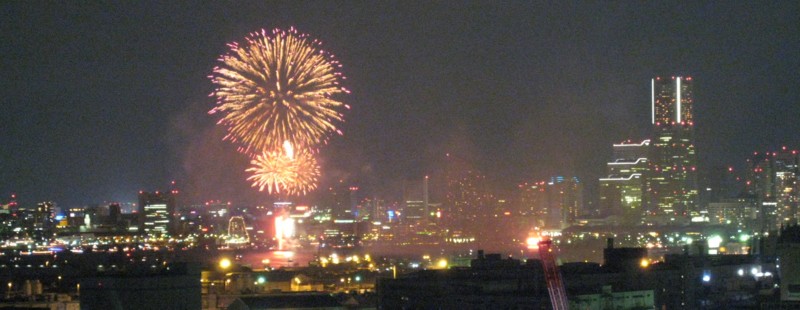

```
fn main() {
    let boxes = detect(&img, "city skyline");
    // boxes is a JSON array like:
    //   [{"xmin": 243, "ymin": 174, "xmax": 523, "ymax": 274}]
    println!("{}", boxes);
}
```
[{"xmin": 2, "ymin": 2, "xmax": 799, "ymax": 206}]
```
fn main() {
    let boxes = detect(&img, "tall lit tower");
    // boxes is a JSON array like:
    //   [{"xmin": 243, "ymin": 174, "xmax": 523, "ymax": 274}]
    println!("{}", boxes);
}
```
[{"xmin": 646, "ymin": 76, "xmax": 698, "ymax": 216}]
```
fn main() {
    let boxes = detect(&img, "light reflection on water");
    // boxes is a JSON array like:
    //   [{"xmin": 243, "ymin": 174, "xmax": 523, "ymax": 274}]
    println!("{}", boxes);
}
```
[{"xmin": 238, "ymin": 249, "xmax": 315, "ymax": 269}]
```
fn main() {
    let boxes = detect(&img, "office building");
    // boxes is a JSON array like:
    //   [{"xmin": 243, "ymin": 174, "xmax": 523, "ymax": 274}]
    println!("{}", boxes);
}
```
[{"xmin": 138, "ymin": 191, "xmax": 176, "ymax": 236}]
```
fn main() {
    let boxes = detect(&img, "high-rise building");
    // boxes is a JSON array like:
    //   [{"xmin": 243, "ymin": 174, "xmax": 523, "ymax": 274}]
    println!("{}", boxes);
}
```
[
  {"xmin": 403, "ymin": 177, "xmax": 432, "ymax": 224},
  {"xmin": 599, "ymin": 140, "xmax": 649, "ymax": 223},
  {"xmin": 325, "ymin": 179, "xmax": 355, "ymax": 220},
  {"xmin": 700, "ymin": 165, "xmax": 743, "ymax": 206},
  {"xmin": 745, "ymin": 148, "xmax": 800, "ymax": 231},
  {"xmin": 35, "ymin": 201, "xmax": 55, "ymax": 227},
  {"xmin": 33, "ymin": 201, "xmax": 56, "ymax": 241},
  {"xmin": 138, "ymin": 191, "xmax": 176, "ymax": 236},
  {"xmin": 518, "ymin": 176, "xmax": 582, "ymax": 229},
  {"xmin": 519, "ymin": 181, "xmax": 548, "ymax": 219},
  {"xmin": 403, "ymin": 200, "xmax": 426, "ymax": 222},
  {"xmin": 549, "ymin": 176, "xmax": 583, "ymax": 228},
  {"xmin": 646, "ymin": 76, "xmax": 698, "ymax": 216},
  {"xmin": 443, "ymin": 154, "xmax": 495, "ymax": 230}
]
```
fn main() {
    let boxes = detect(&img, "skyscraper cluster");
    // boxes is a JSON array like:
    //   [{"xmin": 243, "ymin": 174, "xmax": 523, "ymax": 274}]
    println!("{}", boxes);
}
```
[
  {"xmin": 519, "ymin": 177, "xmax": 583, "ymax": 229},
  {"xmin": 600, "ymin": 76, "xmax": 699, "ymax": 224},
  {"xmin": 744, "ymin": 149, "xmax": 800, "ymax": 231},
  {"xmin": 598, "ymin": 77, "xmax": 800, "ymax": 232}
]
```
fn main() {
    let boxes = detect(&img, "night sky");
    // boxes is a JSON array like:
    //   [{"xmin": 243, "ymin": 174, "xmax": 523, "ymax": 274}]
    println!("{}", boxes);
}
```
[{"xmin": 2, "ymin": 2, "xmax": 798, "ymax": 207}]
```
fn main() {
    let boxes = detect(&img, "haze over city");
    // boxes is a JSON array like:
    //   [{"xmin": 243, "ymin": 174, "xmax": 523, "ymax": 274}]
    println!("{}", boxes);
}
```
[
  {"xmin": 4, "ymin": 2, "xmax": 800, "ymax": 309},
  {"xmin": 2, "ymin": 2, "xmax": 798, "ymax": 207}
]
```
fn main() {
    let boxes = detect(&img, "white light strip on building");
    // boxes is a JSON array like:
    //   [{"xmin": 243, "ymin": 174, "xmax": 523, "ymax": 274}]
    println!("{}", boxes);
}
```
[
  {"xmin": 676, "ymin": 77, "xmax": 681, "ymax": 123},
  {"xmin": 599, "ymin": 173, "xmax": 642, "ymax": 181},
  {"xmin": 608, "ymin": 158, "xmax": 648, "ymax": 165},
  {"xmin": 613, "ymin": 139, "xmax": 651, "ymax": 147},
  {"xmin": 651, "ymin": 78, "xmax": 655, "ymax": 124}
]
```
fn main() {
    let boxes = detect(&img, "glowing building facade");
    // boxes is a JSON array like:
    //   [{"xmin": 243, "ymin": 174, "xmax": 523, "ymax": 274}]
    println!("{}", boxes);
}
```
[
  {"xmin": 745, "ymin": 149, "xmax": 800, "ymax": 231},
  {"xmin": 444, "ymin": 154, "xmax": 495, "ymax": 230},
  {"xmin": 138, "ymin": 191, "xmax": 176, "ymax": 236},
  {"xmin": 518, "ymin": 176, "xmax": 583, "ymax": 228},
  {"xmin": 599, "ymin": 140, "xmax": 649, "ymax": 224},
  {"xmin": 646, "ymin": 76, "xmax": 698, "ymax": 216}
]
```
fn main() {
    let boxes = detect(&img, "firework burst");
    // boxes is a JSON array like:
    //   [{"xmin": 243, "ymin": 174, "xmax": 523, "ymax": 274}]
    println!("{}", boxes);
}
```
[
  {"xmin": 210, "ymin": 27, "xmax": 350, "ymax": 153},
  {"xmin": 245, "ymin": 142, "xmax": 320, "ymax": 196}
]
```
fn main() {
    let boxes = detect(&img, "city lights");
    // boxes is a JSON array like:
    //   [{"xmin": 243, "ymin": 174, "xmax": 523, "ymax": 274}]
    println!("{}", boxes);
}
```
[{"xmin": 2, "ymin": 4, "xmax": 799, "ymax": 309}]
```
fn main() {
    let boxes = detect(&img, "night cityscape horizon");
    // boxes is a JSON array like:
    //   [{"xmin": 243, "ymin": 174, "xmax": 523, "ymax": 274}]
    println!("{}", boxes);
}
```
[
  {"xmin": 3, "ymin": 2, "xmax": 799, "ymax": 207},
  {"xmin": 1, "ymin": 2, "xmax": 799, "ymax": 309}
]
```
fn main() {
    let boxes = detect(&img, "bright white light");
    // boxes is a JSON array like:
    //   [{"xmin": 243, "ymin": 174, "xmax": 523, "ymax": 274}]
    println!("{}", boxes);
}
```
[
  {"xmin": 738, "ymin": 269, "xmax": 744, "ymax": 276},
  {"xmin": 707, "ymin": 235, "xmax": 723, "ymax": 248},
  {"xmin": 282, "ymin": 140, "xmax": 294, "ymax": 159},
  {"xmin": 676, "ymin": 77, "xmax": 681, "ymax": 123},
  {"xmin": 702, "ymin": 274, "xmax": 710, "ymax": 282},
  {"xmin": 275, "ymin": 216, "xmax": 296, "ymax": 250},
  {"xmin": 526, "ymin": 237, "xmax": 541, "ymax": 250},
  {"xmin": 651, "ymin": 78, "xmax": 655, "ymax": 124}
]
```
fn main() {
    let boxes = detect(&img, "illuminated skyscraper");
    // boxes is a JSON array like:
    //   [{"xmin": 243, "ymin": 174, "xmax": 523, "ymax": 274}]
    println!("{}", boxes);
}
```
[
  {"xmin": 34, "ymin": 201, "xmax": 56, "ymax": 241},
  {"xmin": 646, "ymin": 76, "xmax": 698, "ymax": 216},
  {"xmin": 599, "ymin": 139, "xmax": 649, "ymax": 224},
  {"xmin": 518, "ymin": 176, "xmax": 582, "ymax": 228},
  {"xmin": 518, "ymin": 181, "xmax": 547, "ymax": 218},
  {"xmin": 403, "ymin": 177, "xmax": 433, "ymax": 224},
  {"xmin": 444, "ymin": 154, "xmax": 494, "ymax": 229},
  {"xmin": 138, "ymin": 191, "xmax": 176, "ymax": 236},
  {"xmin": 550, "ymin": 176, "xmax": 583, "ymax": 228},
  {"xmin": 745, "ymin": 148, "xmax": 800, "ymax": 231}
]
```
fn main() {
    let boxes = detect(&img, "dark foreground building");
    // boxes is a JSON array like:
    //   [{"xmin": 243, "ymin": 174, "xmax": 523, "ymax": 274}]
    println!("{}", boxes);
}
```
[
  {"xmin": 378, "ymin": 251, "xmax": 550, "ymax": 309},
  {"xmin": 80, "ymin": 263, "xmax": 201, "ymax": 310},
  {"xmin": 378, "ymin": 239, "xmax": 784, "ymax": 309}
]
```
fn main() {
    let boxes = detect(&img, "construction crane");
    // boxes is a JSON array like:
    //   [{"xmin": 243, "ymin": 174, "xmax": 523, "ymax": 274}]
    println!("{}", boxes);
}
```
[{"xmin": 539, "ymin": 239, "xmax": 568, "ymax": 310}]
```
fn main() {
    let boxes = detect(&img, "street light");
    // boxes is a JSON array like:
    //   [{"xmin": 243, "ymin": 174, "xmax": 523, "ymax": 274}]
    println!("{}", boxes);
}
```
[{"xmin": 219, "ymin": 258, "xmax": 232, "ymax": 270}]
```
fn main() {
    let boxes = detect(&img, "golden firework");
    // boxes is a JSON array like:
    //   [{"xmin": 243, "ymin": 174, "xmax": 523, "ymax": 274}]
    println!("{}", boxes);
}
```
[
  {"xmin": 210, "ymin": 27, "xmax": 349, "ymax": 153},
  {"xmin": 246, "ymin": 142, "xmax": 320, "ymax": 196}
]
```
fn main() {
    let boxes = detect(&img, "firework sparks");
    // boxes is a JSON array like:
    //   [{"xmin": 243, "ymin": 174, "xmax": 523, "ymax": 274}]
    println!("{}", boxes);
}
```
[
  {"xmin": 210, "ymin": 27, "xmax": 349, "ymax": 153},
  {"xmin": 246, "ymin": 144, "xmax": 320, "ymax": 196}
]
